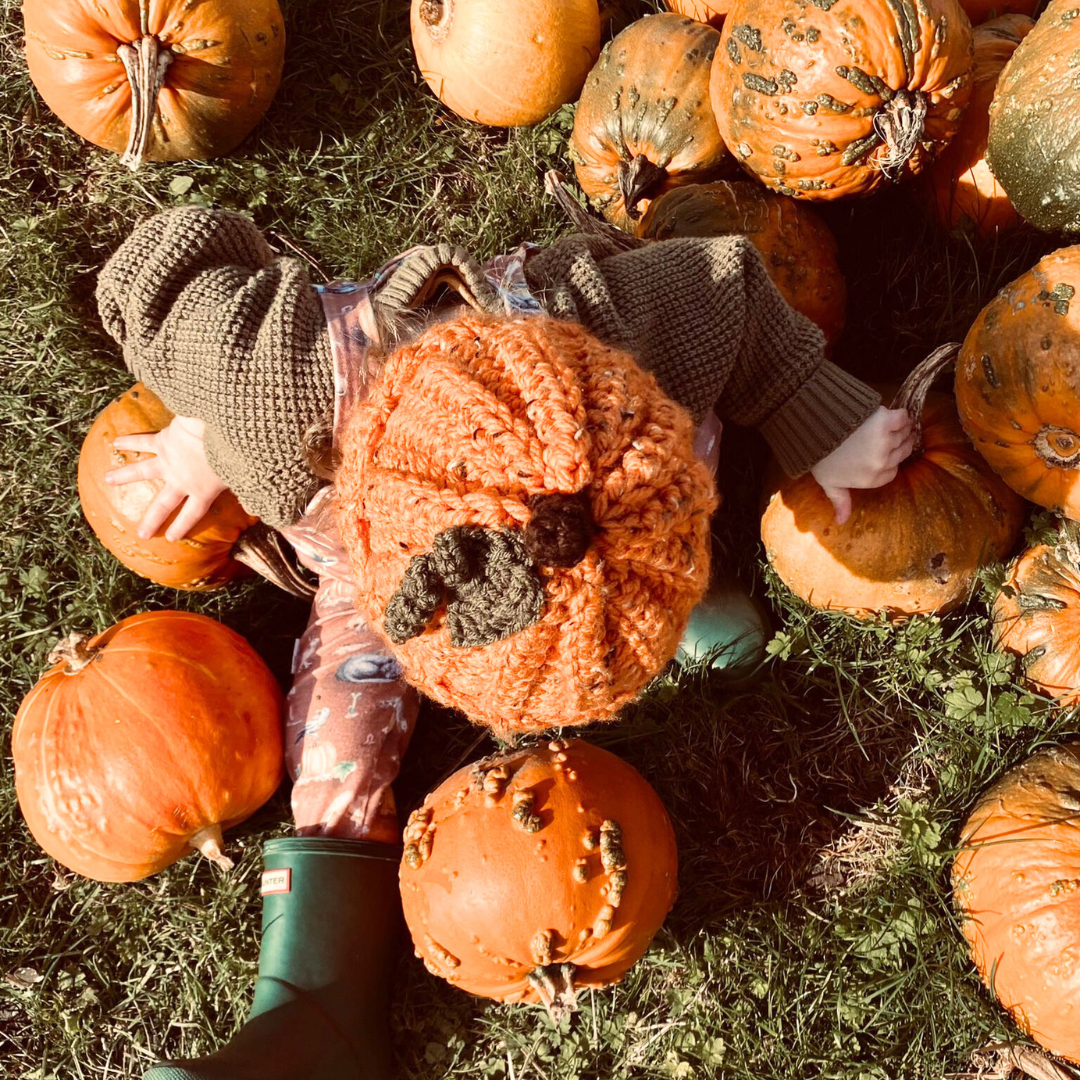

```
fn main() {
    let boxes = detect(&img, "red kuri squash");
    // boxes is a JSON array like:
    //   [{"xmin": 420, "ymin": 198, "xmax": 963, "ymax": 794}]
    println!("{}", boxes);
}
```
[
  {"xmin": 399, "ymin": 738, "xmax": 679, "ymax": 1013},
  {"xmin": 12, "ymin": 611, "xmax": 285, "ymax": 882}
]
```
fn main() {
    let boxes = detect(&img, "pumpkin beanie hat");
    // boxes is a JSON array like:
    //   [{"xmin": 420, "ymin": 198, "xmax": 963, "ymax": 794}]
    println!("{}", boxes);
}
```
[{"xmin": 334, "ymin": 309, "xmax": 718, "ymax": 736}]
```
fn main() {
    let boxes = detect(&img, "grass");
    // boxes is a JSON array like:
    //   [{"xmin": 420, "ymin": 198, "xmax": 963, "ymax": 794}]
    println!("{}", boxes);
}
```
[{"xmin": 0, "ymin": 1, "xmax": 1078, "ymax": 1078}]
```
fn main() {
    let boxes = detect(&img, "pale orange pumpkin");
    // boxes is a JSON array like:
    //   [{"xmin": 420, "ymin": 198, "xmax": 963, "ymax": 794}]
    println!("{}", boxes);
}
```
[
  {"xmin": 761, "ymin": 346, "xmax": 1026, "ymax": 619},
  {"xmin": 992, "ymin": 525, "xmax": 1080, "ymax": 707},
  {"xmin": 710, "ymin": 0, "xmax": 974, "ymax": 200},
  {"xmin": 12, "ymin": 611, "xmax": 285, "ymax": 883},
  {"xmin": 399, "ymin": 738, "xmax": 679, "ymax": 1012},
  {"xmin": 953, "ymin": 740, "xmax": 1080, "ymax": 1063},
  {"xmin": 636, "ymin": 180, "xmax": 846, "ymax": 350},
  {"xmin": 955, "ymin": 245, "xmax": 1080, "ymax": 520},
  {"xmin": 920, "ymin": 14, "xmax": 1034, "ymax": 238},
  {"xmin": 22, "ymin": 0, "xmax": 285, "ymax": 170},
  {"xmin": 410, "ymin": 0, "xmax": 600, "ymax": 126},
  {"xmin": 665, "ymin": 0, "xmax": 730, "ymax": 28}
]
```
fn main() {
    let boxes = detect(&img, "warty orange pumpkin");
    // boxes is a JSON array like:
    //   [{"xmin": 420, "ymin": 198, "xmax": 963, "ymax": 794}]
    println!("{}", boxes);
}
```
[
  {"xmin": 568, "ymin": 13, "xmax": 732, "ymax": 230},
  {"xmin": 636, "ymin": 179, "xmax": 846, "ymax": 350},
  {"xmin": 955, "ymin": 245, "xmax": 1080, "ymax": 520},
  {"xmin": 761, "ymin": 345, "xmax": 1026, "ymax": 619},
  {"xmin": 410, "ymin": 0, "xmax": 600, "ymax": 127},
  {"xmin": 953, "ymin": 739, "xmax": 1080, "ymax": 1064},
  {"xmin": 709, "ymin": 0, "xmax": 975, "ymax": 199},
  {"xmin": 22, "ymin": 0, "xmax": 285, "ymax": 170},
  {"xmin": 12, "ymin": 611, "xmax": 285, "ymax": 883},
  {"xmin": 399, "ymin": 738, "xmax": 679, "ymax": 1014},
  {"xmin": 992, "ymin": 524, "xmax": 1080, "ymax": 707},
  {"xmin": 79, "ymin": 383, "xmax": 312, "ymax": 596},
  {"xmin": 920, "ymin": 14, "xmax": 1033, "ymax": 238}
]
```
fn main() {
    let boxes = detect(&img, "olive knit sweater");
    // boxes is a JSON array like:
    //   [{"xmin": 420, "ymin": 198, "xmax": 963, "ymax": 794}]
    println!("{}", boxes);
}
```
[{"xmin": 95, "ymin": 207, "xmax": 880, "ymax": 528}]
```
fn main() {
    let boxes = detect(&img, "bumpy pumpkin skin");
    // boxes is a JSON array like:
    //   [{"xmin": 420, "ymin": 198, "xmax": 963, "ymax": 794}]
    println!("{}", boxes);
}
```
[
  {"xmin": 22, "ymin": 0, "xmax": 285, "ymax": 163},
  {"xmin": 665, "ymin": 0, "xmax": 730, "ymax": 28},
  {"xmin": 411, "ymin": 0, "xmax": 600, "ymax": 127},
  {"xmin": 960, "ymin": 0, "xmax": 1040, "ymax": 22},
  {"xmin": 920, "ymin": 15, "xmax": 1033, "ymax": 238},
  {"xmin": 78, "ymin": 384, "xmax": 258, "ymax": 590},
  {"xmin": 956, "ymin": 246, "xmax": 1080, "ymax": 519},
  {"xmin": 569, "ymin": 14, "xmax": 731, "ymax": 230},
  {"xmin": 987, "ymin": 0, "xmax": 1080, "ymax": 232},
  {"xmin": 761, "ymin": 373, "xmax": 1026, "ymax": 619},
  {"xmin": 12, "ymin": 611, "xmax": 285, "ymax": 883},
  {"xmin": 992, "ymin": 530, "xmax": 1080, "ymax": 707},
  {"xmin": 636, "ymin": 180, "xmax": 846, "ymax": 349},
  {"xmin": 710, "ymin": 0, "xmax": 974, "ymax": 200},
  {"xmin": 399, "ymin": 739, "xmax": 679, "ymax": 1003},
  {"xmin": 953, "ymin": 740, "xmax": 1080, "ymax": 1063}
]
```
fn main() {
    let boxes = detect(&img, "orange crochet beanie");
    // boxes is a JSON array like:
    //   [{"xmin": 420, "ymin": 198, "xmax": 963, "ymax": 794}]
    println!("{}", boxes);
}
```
[{"xmin": 334, "ymin": 312, "xmax": 717, "ymax": 735}]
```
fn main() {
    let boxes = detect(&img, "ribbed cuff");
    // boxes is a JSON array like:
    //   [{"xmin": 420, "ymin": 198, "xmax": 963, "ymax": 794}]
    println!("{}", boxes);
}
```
[{"xmin": 759, "ymin": 360, "xmax": 881, "ymax": 477}]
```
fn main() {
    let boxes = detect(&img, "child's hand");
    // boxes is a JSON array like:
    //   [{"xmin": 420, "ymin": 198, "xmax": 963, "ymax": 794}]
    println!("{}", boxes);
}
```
[
  {"xmin": 105, "ymin": 416, "xmax": 228, "ymax": 541},
  {"xmin": 810, "ymin": 407, "xmax": 915, "ymax": 525}
]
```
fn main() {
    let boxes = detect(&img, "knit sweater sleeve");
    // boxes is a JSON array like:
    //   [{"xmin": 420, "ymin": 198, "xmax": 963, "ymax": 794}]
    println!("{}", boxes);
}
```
[
  {"xmin": 524, "ymin": 233, "xmax": 881, "ymax": 477},
  {"xmin": 95, "ymin": 207, "xmax": 335, "ymax": 529}
]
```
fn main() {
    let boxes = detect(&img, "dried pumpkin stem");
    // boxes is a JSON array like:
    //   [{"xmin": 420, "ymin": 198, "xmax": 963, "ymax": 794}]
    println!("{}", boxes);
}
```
[
  {"xmin": 543, "ymin": 170, "xmax": 637, "ymax": 249},
  {"xmin": 890, "ymin": 342, "xmax": 960, "ymax": 458},
  {"xmin": 232, "ymin": 522, "xmax": 317, "ymax": 599},
  {"xmin": 418, "ymin": 0, "xmax": 452, "ymax": 42},
  {"xmin": 117, "ymin": 35, "xmax": 173, "ymax": 172},
  {"xmin": 526, "ymin": 962, "xmax": 578, "ymax": 1022},
  {"xmin": 873, "ymin": 89, "xmax": 928, "ymax": 180},
  {"xmin": 48, "ymin": 632, "xmax": 97, "ymax": 675},
  {"xmin": 189, "ymin": 825, "xmax": 235, "ymax": 871},
  {"xmin": 617, "ymin": 154, "xmax": 668, "ymax": 220}
]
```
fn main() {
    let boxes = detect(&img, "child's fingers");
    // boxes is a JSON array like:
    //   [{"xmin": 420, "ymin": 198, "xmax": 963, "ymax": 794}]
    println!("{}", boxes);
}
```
[
  {"xmin": 137, "ymin": 485, "xmax": 183, "ymax": 540},
  {"xmin": 881, "ymin": 408, "xmax": 914, "ymax": 434},
  {"xmin": 887, "ymin": 432, "xmax": 916, "ymax": 467},
  {"xmin": 105, "ymin": 458, "xmax": 162, "ymax": 486},
  {"xmin": 164, "ymin": 496, "xmax": 212, "ymax": 543},
  {"xmin": 820, "ymin": 484, "xmax": 853, "ymax": 525},
  {"xmin": 112, "ymin": 434, "xmax": 160, "ymax": 454}
]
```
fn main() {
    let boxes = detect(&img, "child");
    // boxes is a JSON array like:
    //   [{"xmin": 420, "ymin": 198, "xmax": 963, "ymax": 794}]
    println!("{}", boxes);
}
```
[{"xmin": 95, "ymin": 205, "xmax": 912, "ymax": 1080}]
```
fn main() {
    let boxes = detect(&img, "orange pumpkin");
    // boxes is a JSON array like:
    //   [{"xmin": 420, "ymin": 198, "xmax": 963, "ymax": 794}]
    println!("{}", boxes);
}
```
[
  {"xmin": 399, "ymin": 738, "xmax": 679, "ymax": 1012},
  {"xmin": 953, "ymin": 740, "xmax": 1080, "ymax": 1063},
  {"xmin": 410, "ymin": 0, "xmax": 600, "ymax": 127},
  {"xmin": 761, "ymin": 346, "xmax": 1026, "ymax": 619},
  {"xmin": 920, "ymin": 15, "xmax": 1033, "ymax": 238},
  {"xmin": 636, "ymin": 180, "xmax": 847, "ymax": 350},
  {"xmin": 955, "ymin": 246, "xmax": 1080, "ymax": 520},
  {"xmin": 960, "ymin": 0, "xmax": 1040, "ymax": 21},
  {"xmin": 568, "ymin": 14, "xmax": 732, "ymax": 230},
  {"xmin": 664, "ymin": 0, "xmax": 730, "ymax": 28},
  {"xmin": 12, "ymin": 611, "xmax": 285, "ymax": 883},
  {"xmin": 78, "ymin": 384, "xmax": 259, "ymax": 591},
  {"xmin": 992, "ymin": 526, "xmax": 1080, "ymax": 707},
  {"xmin": 709, "ymin": 0, "xmax": 974, "ymax": 200},
  {"xmin": 22, "ymin": 0, "xmax": 285, "ymax": 170}
]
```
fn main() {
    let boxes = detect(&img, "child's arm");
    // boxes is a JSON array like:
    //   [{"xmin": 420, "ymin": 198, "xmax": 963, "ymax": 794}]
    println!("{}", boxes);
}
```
[
  {"xmin": 525, "ymin": 233, "xmax": 907, "ymax": 520},
  {"xmin": 96, "ymin": 207, "xmax": 335, "ymax": 530}
]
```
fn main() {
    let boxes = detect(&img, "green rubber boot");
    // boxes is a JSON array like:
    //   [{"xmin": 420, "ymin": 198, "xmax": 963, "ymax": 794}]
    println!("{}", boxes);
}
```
[
  {"xmin": 144, "ymin": 837, "xmax": 401, "ymax": 1080},
  {"xmin": 677, "ymin": 571, "xmax": 770, "ymax": 682}
]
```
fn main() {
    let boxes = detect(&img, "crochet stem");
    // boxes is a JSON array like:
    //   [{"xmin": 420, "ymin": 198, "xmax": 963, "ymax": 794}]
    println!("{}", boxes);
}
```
[{"xmin": 117, "ymin": 35, "xmax": 172, "ymax": 172}]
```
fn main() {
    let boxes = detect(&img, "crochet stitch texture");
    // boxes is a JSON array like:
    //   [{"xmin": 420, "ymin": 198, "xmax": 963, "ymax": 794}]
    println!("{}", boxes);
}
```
[{"xmin": 335, "ymin": 312, "xmax": 718, "ymax": 734}]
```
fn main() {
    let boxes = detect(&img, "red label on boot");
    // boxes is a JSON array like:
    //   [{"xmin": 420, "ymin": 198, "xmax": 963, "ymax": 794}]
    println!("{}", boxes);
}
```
[{"xmin": 261, "ymin": 869, "xmax": 292, "ymax": 895}]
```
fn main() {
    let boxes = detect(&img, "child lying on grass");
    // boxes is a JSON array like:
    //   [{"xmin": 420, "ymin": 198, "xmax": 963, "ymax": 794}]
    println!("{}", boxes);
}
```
[{"xmin": 95, "ymin": 204, "xmax": 911, "ymax": 1080}]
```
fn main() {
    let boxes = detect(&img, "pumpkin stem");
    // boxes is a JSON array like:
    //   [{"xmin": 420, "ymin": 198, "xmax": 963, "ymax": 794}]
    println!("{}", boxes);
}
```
[
  {"xmin": 189, "ymin": 825, "xmax": 236, "ymax": 871},
  {"xmin": 543, "ymin": 171, "xmax": 639, "ymax": 250},
  {"xmin": 232, "ymin": 522, "xmax": 317, "ymax": 600},
  {"xmin": 117, "ymin": 36, "xmax": 173, "ymax": 172},
  {"xmin": 873, "ymin": 90, "xmax": 928, "ymax": 181},
  {"xmin": 527, "ymin": 962, "xmax": 578, "ymax": 1022},
  {"xmin": 418, "ymin": 0, "xmax": 452, "ymax": 42},
  {"xmin": 617, "ymin": 155, "xmax": 668, "ymax": 220},
  {"xmin": 890, "ymin": 342, "xmax": 961, "ymax": 458},
  {"xmin": 48, "ymin": 632, "xmax": 98, "ymax": 675}
]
